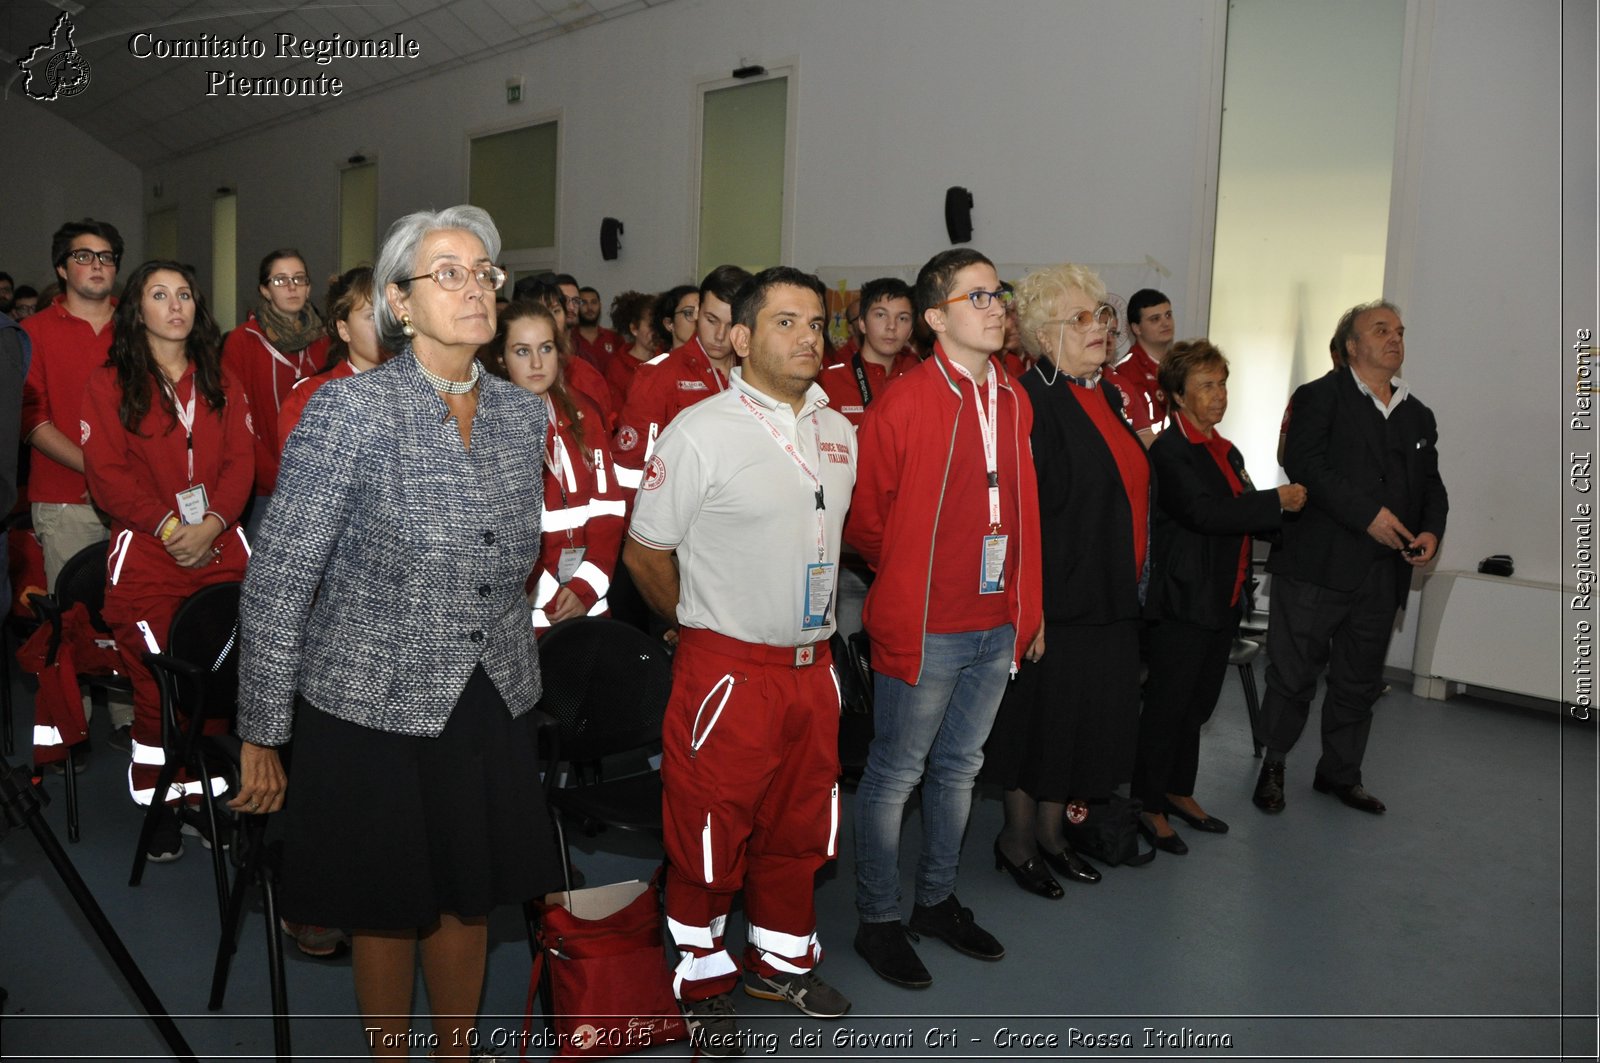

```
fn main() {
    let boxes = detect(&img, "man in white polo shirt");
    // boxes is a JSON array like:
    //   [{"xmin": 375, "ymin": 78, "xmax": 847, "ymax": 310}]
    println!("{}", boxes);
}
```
[{"xmin": 624, "ymin": 266, "xmax": 857, "ymax": 1055}]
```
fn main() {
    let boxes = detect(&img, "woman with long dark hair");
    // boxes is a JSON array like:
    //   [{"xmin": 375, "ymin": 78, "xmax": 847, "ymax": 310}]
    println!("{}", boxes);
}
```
[
  {"xmin": 81, "ymin": 260, "xmax": 253, "ymax": 862},
  {"xmin": 479, "ymin": 300, "xmax": 625, "ymax": 631}
]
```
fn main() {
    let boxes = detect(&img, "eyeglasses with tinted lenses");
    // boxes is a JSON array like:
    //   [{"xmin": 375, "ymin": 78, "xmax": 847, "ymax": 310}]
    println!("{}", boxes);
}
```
[
  {"xmin": 1050, "ymin": 305, "xmax": 1118, "ymax": 331},
  {"xmin": 268, "ymin": 274, "xmax": 311, "ymax": 288},
  {"xmin": 65, "ymin": 249, "xmax": 118, "ymax": 267},
  {"xmin": 938, "ymin": 288, "xmax": 1014, "ymax": 311},
  {"xmin": 400, "ymin": 265, "xmax": 507, "ymax": 293}
]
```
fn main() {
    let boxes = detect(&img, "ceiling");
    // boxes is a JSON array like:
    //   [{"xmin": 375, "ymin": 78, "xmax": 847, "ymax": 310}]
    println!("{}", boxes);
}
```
[{"xmin": 1, "ymin": 0, "xmax": 677, "ymax": 168}]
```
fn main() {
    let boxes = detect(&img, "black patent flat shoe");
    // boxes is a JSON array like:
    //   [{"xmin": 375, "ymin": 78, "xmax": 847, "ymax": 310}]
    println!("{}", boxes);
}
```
[
  {"xmin": 1039, "ymin": 843, "xmax": 1101, "ymax": 884},
  {"xmin": 993, "ymin": 841, "xmax": 1063, "ymax": 899}
]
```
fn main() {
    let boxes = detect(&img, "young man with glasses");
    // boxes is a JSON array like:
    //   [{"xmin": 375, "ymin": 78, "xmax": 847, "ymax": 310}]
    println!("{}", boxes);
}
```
[
  {"xmin": 21, "ymin": 220, "xmax": 133, "ymax": 753},
  {"xmin": 222, "ymin": 249, "xmax": 330, "ymax": 538},
  {"xmin": 845, "ymin": 247, "xmax": 1043, "ymax": 989}
]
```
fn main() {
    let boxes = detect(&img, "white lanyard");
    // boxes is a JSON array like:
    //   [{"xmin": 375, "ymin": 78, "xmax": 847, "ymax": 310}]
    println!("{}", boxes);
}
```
[
  {"xmin": 948, "ymin": 360, "xmax": 1002, "ymax": 531},
  {"xmin": 738, "ymin": 393, "xmax": 828, "ymax": 562},
  {"xmin": 163, "ymin": 375, "xmax": 198, "ymax": 484},
  {"xmin": 257, "ymin": 331, "xmax": 313, "ymax": 408}
]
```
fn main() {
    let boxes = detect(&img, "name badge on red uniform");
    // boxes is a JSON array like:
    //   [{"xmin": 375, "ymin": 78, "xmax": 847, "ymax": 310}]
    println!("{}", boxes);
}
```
[
  {"xmin": 979, "ymin": 533, "xmax": 1007, "ymax": 595},
  {"xmin": 176, "ymin": 484, "xmax": 209, "ymax": 525}
]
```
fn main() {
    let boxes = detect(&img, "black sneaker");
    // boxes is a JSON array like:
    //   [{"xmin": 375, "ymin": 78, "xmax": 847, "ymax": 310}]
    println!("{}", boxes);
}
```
[
  {"xmin": 179, "ymin": 806, "xmax": 231, "ymax": 851},
  {"xmin": 682, "ymin": 991, "xmax": 742, "ymax": 1057},
  {"xmin": 908, "ymin": 895, "xmax": 1004, "ymax": 961},
  {"xmin": 744, "ymin": 968, "xmax": 851, "ymax": 1018},
  {"xmin": 853, "ymin": 919, "xmax": 932, "ymax": 989},
  {"xmin": 146, "ymin": 807, "xmax": 184, "ymax": 863}
]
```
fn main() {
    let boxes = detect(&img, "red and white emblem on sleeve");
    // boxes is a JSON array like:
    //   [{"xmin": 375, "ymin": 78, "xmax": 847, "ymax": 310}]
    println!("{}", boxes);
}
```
[
  {"xmin": 642, "ymin": 455, "xmax": 667, "ymax": 491},
  {"xmin": 79, "ymin": 420, "xmax": 91, "ymax": 445}
]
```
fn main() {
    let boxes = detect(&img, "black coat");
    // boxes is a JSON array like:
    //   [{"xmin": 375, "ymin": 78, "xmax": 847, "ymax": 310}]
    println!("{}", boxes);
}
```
[
  {"xmin": 1021, "ymin": 371, "xmax": 1151, "ymax": 625},
  {"xmin": 1145, "ymin": 418, "xmax": 1282, "ymax": 631},
  {"xmin": 1266, "ymin": 367, "xmax": 1448, "ymax": 604}
]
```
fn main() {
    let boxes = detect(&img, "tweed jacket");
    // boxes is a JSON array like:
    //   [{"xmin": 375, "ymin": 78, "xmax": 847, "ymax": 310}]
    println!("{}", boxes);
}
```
[{"xmin": 237, "ymin": 352, "xmax": 546, "ymax": 746}]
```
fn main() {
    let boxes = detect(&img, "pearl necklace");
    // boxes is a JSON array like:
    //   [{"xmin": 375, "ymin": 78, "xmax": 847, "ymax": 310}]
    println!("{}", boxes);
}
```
[{"xmin": 415, "ymin": 354, "xmax": 480, "ymax": 394}]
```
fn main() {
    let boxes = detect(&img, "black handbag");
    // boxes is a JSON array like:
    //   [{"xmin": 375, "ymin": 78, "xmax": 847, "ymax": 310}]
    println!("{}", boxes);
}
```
[{"xmin": 1063, "ymin": 794, "xmax": 1156, "ymax": 867}]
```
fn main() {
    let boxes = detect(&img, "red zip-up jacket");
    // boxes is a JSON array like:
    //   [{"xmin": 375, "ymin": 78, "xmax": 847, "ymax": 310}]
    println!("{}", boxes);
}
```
[
  {"xmin": 845, "ymin": 344, "xmax": 1042, "ymax": 684},
  {"xmin": 221, "ymin": 314, "xmax": 329, "ymax": 495},
  {"xmin": 80, "ymin": 363, "xmax": 254, "ymax": 540},
  {"xmin": 612, "ymin": 336, "xmax": 728, "ymax": 489},
  {"xmin": 531, "ymin": 389, "xmax": 626, "ymax": 630}
]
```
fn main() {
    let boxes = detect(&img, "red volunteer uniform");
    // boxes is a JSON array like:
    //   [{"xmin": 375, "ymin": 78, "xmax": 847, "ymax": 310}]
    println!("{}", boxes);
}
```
[
  {"xmin": 21, "ymin": 295, "xmax": 116, "ymax": 504},
  {"xmin": 564, "ymin": 352, "xmax": 617, "ymax": 435},
  {"xmin": 1103, "ymin": 342, "xmax": 1166, "ymax": 434},
  {"xmin": 221, "ymin": 314, "xmax": 330, "ymax": 495},
  {"xmin": 613, "ymin": 336, "xmax": 729, "ymax": 490},
  {"xmin": 278, "ymin": 359, "xmax": 356, "ymax": 444},
  {"xmin": 629, "ymin": 370, "xmax": 857, "ymax": 1003},
  {"xmin": 603, "ymin": 348, "xmax": 651, "ymax": 414},
  {"xmin": 845, "ymin": 343, "xmax": 1043, "ymax": 683},
  {"xmin": 530, "ymin": 391, "xmax": 626, "ymax": 631},
  {"xmin": 815, "ymin": 348, "xmax": 918, "ymax": 428},
  {"xmin": 80, "ymin": 363, "xmax": 254, "ymax": 806},
  {"xmin": 824, "ymin": 335, "xmax": 858, "ymax": 369},
  {"xmin": 574, "ymin": 327, "xmax": 625, "ymax": 376}
]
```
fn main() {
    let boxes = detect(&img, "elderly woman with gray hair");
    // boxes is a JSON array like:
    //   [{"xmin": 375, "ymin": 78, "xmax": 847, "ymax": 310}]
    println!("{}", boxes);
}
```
[
  {"xmin": 984, "ymin": 263, "xmax": 1150, "ymax": 897},
  {"xmin": 230, "ymin": 205, "xmax": 560, "ymax": 1058}
]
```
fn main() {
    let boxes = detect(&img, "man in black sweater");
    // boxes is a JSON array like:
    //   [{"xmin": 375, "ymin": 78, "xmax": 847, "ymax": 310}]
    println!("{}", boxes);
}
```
[{"xmin": 1254, "ymin": 300, "xmax": 1448, "ymax": 815}]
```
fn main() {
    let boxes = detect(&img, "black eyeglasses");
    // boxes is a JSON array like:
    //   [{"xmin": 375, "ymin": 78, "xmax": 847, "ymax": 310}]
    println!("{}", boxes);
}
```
[
  {"xmin": 938, "ymin": 288, "xmax": 1014, "ymax": 311},
  {"xmin": 64, "ymin": 249, "xmax": 118, "ymax": 267},
  {"xmin": 399, "ymin": 264, "xmax": 507, "ymax": 292}
]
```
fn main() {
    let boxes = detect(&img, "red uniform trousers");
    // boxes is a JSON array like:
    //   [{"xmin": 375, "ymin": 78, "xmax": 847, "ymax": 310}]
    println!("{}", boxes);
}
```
[
  {"xmin": 661, "ymin": 629, "xmax": 841, "ymax": 1002},
  {"xmin": 104, "ymin": 524, "xmax": 250, "ymax": 806}
]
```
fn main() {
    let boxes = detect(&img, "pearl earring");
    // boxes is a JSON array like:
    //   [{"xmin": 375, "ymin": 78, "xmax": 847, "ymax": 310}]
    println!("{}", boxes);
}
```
[{"xmin": 401, "ymin": 314, "xmax": 416, "ymax": 338}]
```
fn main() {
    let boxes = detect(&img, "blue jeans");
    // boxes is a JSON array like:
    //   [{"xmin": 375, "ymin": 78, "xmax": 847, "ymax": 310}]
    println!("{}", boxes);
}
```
[{"xmin": 854, "ymin": 624, "xmax": 1014, "ymax": 922}]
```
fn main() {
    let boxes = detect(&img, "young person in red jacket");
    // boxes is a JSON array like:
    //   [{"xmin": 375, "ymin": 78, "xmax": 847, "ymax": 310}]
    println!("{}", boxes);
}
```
[
  {"xmin": 221, "ymin": 249, "xmax": 330, "ymax": 533},
  {"xmin": 478, "ymin": 301, "xmax": 624, "ymax": 631},
  {"xmin": 602, "ymin": 289, "xmax": 661, "ymax": 414},
  {"xmin": 81, "ymin": 261, "xmax": 253, "ymax": 863},
  {"xmin": 278, "ymin": 266, "xmax": 394, "ymax": 444},
  {"xmin": 574, "ymin": 285, "xmax": 626, "ymax": 375},
  {"xmin": 816, "ymin": 277, "xmax": 920, "ymax": 428},
  {"xmin": 613, "ymin": 265, "xmax": 751, "ymax": 491},
  {"xmin": 845, "ymin": 248, "xmax": 1044, "ymax": 990}
]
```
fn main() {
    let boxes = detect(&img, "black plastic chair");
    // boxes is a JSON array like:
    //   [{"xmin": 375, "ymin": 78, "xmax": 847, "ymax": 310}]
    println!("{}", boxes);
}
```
[
  {"xmin": 127, "ymin": 582, "xmax": 241, "ymax": 928},
  {"xmin": 535, "ymin": 616, "xmax": 674, "ymax": 869},
  {"xmin": 838, "ymin": 631, "xmax": 875, "ymax": 783},
  {"xmin": 1, "ymin": 510, "xmax": 38, "ymax": 757},
  {"xmin": 26, "ymin": 539, "xmax": 131, "ymax": 840},
  {"xmin": 1230, "ymin": 637, "xmax": 1265, "ymax": 757}
]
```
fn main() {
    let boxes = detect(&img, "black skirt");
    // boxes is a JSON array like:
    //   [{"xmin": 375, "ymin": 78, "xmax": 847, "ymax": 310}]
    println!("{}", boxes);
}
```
[
  {"xmin": 983, "ymin": 620, "xmax": 1142, "ymax": 802},
  {"xmin": 279, "ymin": 665, "xmax": 562, "ymax": 930}
]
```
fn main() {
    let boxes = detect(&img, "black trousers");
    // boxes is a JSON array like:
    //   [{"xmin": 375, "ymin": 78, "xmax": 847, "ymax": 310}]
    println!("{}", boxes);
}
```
[
  {"xmin": 1259, "ymin": 562, "xmax": 1397, "ymax": 785},
  {"xmin": 1132, "ymin": 619, "xmax": 1234, "ymax": 809}
]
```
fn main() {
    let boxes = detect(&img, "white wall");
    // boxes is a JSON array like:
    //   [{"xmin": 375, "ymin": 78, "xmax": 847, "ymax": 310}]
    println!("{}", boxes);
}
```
[
  {"xmin": 0, "ymin": 99, "xmax": 143, "ymax": 289},
  {"xmin": 1381, "ymin": 0, "xmax": 1565, "ymax": 668},
  {"xmin": 141, "ymin": 0, "xmax": 1220, "ymax": 328}
]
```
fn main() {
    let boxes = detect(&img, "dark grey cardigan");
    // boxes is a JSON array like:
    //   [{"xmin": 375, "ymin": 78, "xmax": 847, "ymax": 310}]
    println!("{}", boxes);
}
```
[{"xmin": 237, "ymin": 352, "xmax": 546, "ymax": 746}]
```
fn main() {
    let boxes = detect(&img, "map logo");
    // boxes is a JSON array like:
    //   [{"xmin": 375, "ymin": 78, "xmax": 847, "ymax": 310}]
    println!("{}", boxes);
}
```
[{"xmin": 18, "ymin": 12, "xmax": 93, "ymax": 101}]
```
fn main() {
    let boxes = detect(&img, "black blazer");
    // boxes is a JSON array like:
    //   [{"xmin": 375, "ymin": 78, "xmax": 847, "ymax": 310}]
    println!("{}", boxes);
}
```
[
  {"xmin": 1145, "ymin": 419, "xmax": 1282, "ymax": 631},
  {"xmin": 1267, "ymin": 367, "xmax": 1448, "ymax": 603},
  {"xmin": 1022, "ymin": 371, "xmax": 1151, "ymax": 625}
]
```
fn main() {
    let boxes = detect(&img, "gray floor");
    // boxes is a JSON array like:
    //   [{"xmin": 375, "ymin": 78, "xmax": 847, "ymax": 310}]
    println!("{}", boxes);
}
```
[{"xmin": 2, "ymin": 658, "xmax": 1595, "ymax": 1062}]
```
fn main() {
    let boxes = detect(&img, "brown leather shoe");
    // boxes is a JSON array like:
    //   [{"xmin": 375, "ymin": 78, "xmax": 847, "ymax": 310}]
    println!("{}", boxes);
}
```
[
  {"xmin": 1313, "ymin": 775, "xmax": 1386, "ymax": 814},
  {"xmin": 1253, "ymin": 761, "xmax": 1286, "ymax": 813}
]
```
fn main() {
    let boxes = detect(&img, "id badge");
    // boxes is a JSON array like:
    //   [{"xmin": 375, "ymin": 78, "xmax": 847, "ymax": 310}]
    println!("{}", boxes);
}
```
[
  {"xmin": 802, "ymin": 562, "xmax": 836, "ymax": 630},
  {"xmin": 979, "ymin": 533, "xmax": 1008, "ymax": 595},
  {"xmin": 176, "ymin": 484, "xmax": 209, "ymax": 525},
  {"xmin": 557, "ymin": 546, "xmax": 587, "ymax": 584}
]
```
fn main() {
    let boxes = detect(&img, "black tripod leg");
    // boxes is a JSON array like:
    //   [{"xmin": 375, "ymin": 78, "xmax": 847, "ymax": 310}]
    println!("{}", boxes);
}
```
[{"xmin": 1, "ymin": 764, "xmax": 198, "ymax": 1063}]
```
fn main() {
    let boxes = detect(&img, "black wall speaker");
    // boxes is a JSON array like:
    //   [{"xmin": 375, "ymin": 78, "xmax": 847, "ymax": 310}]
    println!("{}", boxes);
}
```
[
  {"xmin": 944, "ymin": 186, "xmax": 974, "ymax": 244},
  {"xmin": 600, "ymin": 217, "xmax": 624, "ymax": 260}
]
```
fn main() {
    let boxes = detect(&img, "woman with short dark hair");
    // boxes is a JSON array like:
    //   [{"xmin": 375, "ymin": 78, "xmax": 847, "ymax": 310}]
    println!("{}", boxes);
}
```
[{"xmin": 1134, "ymin": 339, "xmax": 1306, "ymax": 849}]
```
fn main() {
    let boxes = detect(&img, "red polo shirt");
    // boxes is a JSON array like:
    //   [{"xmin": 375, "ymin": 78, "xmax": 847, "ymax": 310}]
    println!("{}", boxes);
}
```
[
  {"xmin": 1103, "ymin": 343, "xmax": 1165, "ymax": 433},
  {"xmin": 816, "ymin": 348, "xmax": 918, "ymax": 427},
  {"xmin": 21, "ymin": 295, "xmax": 117, "ymax": 504}
]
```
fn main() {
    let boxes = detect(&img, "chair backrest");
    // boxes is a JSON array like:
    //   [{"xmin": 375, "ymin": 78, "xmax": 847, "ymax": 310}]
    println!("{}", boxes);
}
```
[
  {"xmin": 536, "ymin": 617, "xmax": 673, "ymax": 764},
  {"xmin": 161, "ymin": 582, "xmax": 243, "ymax": 725},
  {"xmin": 55, "ymin": 540, "xmax": 111, "ymax": 631}
]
